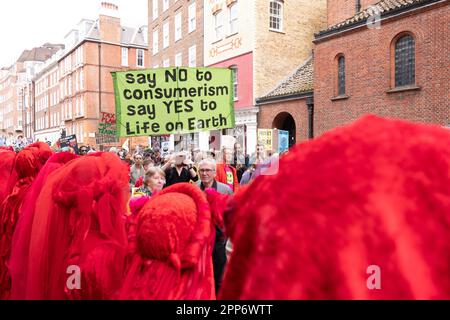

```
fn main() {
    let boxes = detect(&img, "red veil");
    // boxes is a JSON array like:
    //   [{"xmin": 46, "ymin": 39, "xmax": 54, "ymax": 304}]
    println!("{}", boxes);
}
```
[
  {"xmin": 220, "ymin": 116, "xmax": 450, "ymax": 300},
  {"xmin": 119, "ymin": 183, "xmax": 216, "ymax": 300},
  {"xmin": 9, "ymin": 152, "xmax": 78, "ymax": 299},
  {"xmin": 0, "ymin": 142, "xmax": 53, "ymax": 299},
  {"xmin": 0, "ymin": 148, "xmax": 17, "ymax": 207},
  {"xmin": 24, "ymin": 152, "xmax": 129, "ymax": 300}
]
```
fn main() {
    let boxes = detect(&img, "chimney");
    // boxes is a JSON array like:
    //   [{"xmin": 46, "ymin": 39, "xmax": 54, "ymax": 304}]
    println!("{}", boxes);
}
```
[
  {"xmin": 100, "ymin": 2, "xmax": 120, "ymax": 18},
  {"xmin": 99, "ymin": 1, "xmax": 121, "ymax": 43}
]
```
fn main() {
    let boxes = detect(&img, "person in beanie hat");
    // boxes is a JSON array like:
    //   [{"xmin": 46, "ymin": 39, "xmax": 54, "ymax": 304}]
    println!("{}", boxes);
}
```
[
  {"xmin": 0, "ymin": 142, "xmax": 53, "ymax": 299},
  {"xmin": 119, "ymin": 183, "xmax": 216, "ymax": 300},
  {"xmin": 220, "ymin": 115, "xmax": 450, "ymax": 300}
]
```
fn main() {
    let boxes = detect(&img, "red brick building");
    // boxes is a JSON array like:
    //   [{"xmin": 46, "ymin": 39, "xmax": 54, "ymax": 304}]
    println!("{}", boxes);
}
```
[
  {"xmin": 0, "ymin": 44, "xmax": 62, "ymax": 144},
  {"xmin": 313, "ymin": 0, "xmax": 450, "ymax": 135},
  {"xmin": 257, "ymin": 0, "xmax": 449, "ymax": 147},
  {"xmin": 32, "ymin": 2, "xmax": 148, "ymax": 149},
  {"xmin": 256, "ymin": 57, "xmax": 314, "ymax": 147}
]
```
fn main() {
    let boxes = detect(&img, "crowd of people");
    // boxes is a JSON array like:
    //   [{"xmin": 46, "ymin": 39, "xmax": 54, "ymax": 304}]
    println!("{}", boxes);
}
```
[
  {"xmin": 0, "ymin": 137, "xmax": 279, "ymax": 300},
  {"xmin": 0, "ymin": 115, "xmax": 449, "ymax": 300}
]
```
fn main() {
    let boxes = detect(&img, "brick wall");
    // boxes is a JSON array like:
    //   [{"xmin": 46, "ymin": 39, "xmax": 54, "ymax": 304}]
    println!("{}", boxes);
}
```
[
  {"xmin": 148, "ymin": 0, "xmax": 204, "ymax": 68},
  {"xmin": 314, "ymin": 2, "xmax": 450, "ymax": 137},
  {"xmin": 99, "ymin": 15, "xmax": 121, "ymax": 43},
  {"xmin": 81, "ymin": 41, "xmax": 148, "ymax": 148},
  {"xmin": 327, "ymin": 0, "xmax": 380, "ymax": 26},
  {"xmin": 254, "ymin": 0, "xmax": 327, "ymax": 99},
  {"xmin": 327, "ymin": 0, "xmax": 357, "ymax": 27},
  {"xmin": 258, "ymin": 98, "xmax": 310, "ymax": 144}
]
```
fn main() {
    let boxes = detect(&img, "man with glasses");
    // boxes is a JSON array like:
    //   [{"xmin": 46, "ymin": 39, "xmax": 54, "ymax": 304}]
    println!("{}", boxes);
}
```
[{"xmin": 197, "ymin": 158, "xmax": 233, "ymax": 294}]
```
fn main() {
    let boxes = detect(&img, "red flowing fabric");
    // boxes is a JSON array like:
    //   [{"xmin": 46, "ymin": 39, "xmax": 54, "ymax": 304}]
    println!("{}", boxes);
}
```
[
  {"xmin": 124, "ymin": 196, "xmax": 151, "ymax": 269},
  {"xmin": 24, "ymin": 152, "xmax": 129, "ymax": 300},
  {"xmin": 220, "ymin": 116, "xmax": 450, "ymax": 300},
  {"xmin": 9, "ymin": 152, "xmax": 78, "ymax": 299},
  {"xmin": 0, "ymin": 142, "xmax": 53, "ymax": 299},
  {"xmin": 0, "ymin": 148, "xmax": 17, "ymax": 206},
  {"xmin": 119, "ymin": 183, "xmax": 215, "ymax": 300}
]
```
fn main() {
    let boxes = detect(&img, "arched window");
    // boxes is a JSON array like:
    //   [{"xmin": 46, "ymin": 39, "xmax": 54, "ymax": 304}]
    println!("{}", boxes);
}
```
[
  {"xmin": 338, "ymin": 56, "xmax": 346, "ymax": 95},
  {"xmin": 229, "ymin": 65, "xmax": 238, "ymax": 101},
  {"xmin": 269, "ymin": 1, "xmax": 283, "ymax": 32},
  {"xmin": 395, "ymin": 35, "xmax": 415, "ymax": 87}
]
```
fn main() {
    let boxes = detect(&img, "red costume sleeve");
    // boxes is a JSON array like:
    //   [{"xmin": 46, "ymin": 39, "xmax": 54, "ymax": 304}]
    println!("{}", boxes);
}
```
[
  {"xmin": 0, "ymin": 149, "xmax": 17, "ymax": 206},
  {"xmin": 220, "ymin": 115, "xmax": 450, "ymax": 300},
  {"xmin": 24, "ymin": 152, "xmax": 129, "ymax": 300},
  {"xmin": 9, "ymin": 152, "xmax": 78, "ymax": 299},
  {"xmin": 0, "ymin": 142, "xmax": 53, "ymax": 299}
]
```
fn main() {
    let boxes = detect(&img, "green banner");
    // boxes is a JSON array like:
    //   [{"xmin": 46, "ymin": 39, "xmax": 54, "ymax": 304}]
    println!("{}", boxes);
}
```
[{"xmin": 111, "ymin": 67, "xmax": 235, "ymax": 137}]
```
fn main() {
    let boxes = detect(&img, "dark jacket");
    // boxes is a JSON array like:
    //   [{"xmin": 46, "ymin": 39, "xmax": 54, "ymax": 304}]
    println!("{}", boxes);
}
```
[
  {"xmin": 164, "ymin": 166, "xmax": 198, "ymax": 188},
  {"xmin": 198, "ymin": 180, "xmax": 233, "ymax": 293}
]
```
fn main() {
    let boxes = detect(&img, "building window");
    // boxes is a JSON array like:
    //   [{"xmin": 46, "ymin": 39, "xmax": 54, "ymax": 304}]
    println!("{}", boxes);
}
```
[
  {"xmin": 153, "ymin": 29, "xmax": 159, "ymax": 55},
  {"xmin": 121, "ymin": 47, "xmax": 129, "ymax": 66},
  {"xmin": 188, "ymin": 2, "xmax": 196, "ymax": 33},
  {"xmin": 76, "ymin": 46, "xmax": 84, "ymax": 65},
  {"xmin": 229, "ymin": 3, "xmax": 238, "ymax": 35},
  {"xmin": 189, "ymin": 45, "xmax": 196, "ymax": 67},
  {"xmin": 152, "ymin": 0, "xmax": 158, "ymax": 20},
  {"xmin": 80, "ymin": 69, "xmax": 84, "ymax": 90},
  {"xmin": 175, "ymin": 53, "xmax": 183, "ymax": 67},
  {"xmin": 395, "ymin": 35, "xmax": 415, "ymax": 87},
  {"xmin": 80, "ymin": 96, "xmax": 84, "ymax": 116},
  {"xmin": 163, "ymin": 59, "xmax": 170, "ymax": 68},
  {"xmin": 214, "ymin": 10, "xmax": 224, "ymax": 40},
  {"xmin": 163, "ymin": 21, "xmax": 170, "ymax": 49},
  {"xmin": 175, "ymin": 12, "xmax": 182, "ymax": 42},
  {"xmin": 75, "ymin": 96, "xmax": 80, "ymax": 116},
  {"xmin": 69, "ymin": 100, "xmax": 73, "ymax": 119},
  {"xmin": 230, "ymin": 65, "xmax": 238, "ymax": 101},
  {"xmin": 137, "ymin": 49, "xmax": 145, "ymax": 67},
  {"xmin": 356, "ymin": 0, "xmax": 361, "ymax": 12},
  {"xmin": 338, "ymin": 56, "xmax": 346, "ymax": 95},
  {"xmin": 79, "ymin": 123, "xmax": 84, "ymax": 143},
  {"xmin": 163, "ymin": 0, "xmax": 169, "ymax": 12},
  {"xmin": 75, "ymin": 73, "xmax": 79, "ymax": 91},
  {"xmin": 269, "ymin": 0, "xmax": 283, "ymax": 32},
  {"xmin": 68, "ymin": 76, "xmax": 72, "ymax": 96}
]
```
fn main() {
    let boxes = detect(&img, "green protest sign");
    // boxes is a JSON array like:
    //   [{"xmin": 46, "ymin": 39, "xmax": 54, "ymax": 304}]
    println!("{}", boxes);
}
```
[{"xmin": 111, "ymin": 67, "xmax": 235, "ymax": 137}]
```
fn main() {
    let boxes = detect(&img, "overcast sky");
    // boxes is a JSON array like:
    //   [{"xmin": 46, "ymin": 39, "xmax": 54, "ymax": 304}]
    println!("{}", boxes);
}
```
[{"xmin": 0, "ymin": 0, "xmax": 148, "ymax": 68}]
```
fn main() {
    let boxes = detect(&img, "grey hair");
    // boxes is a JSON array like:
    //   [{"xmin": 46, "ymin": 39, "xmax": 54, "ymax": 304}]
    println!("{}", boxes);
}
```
[{"xmin": 198, "ymin": 158, "xmax": 217, "ymax": 169}]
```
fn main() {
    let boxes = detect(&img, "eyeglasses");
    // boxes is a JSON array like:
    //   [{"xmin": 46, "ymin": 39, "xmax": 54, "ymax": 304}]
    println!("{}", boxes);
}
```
[
  {"xmin": 199, "ymin": 169, "xmax": 215, "ymax": 174},
  {"xmin": 80, "ymin": 149, "xmax": 88, "ymax": 153}
]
